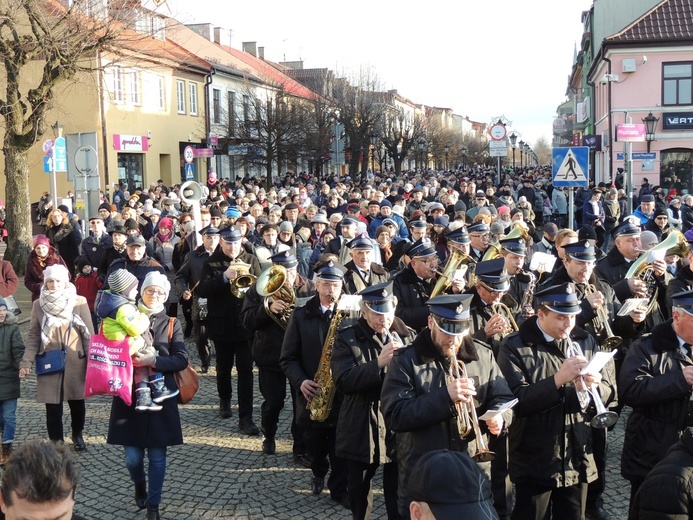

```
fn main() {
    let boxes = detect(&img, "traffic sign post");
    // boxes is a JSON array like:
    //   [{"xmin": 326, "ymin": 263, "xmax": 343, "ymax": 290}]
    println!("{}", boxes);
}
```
[
  {"xmin": 184, "ymin": 163, "xmax": 194, "ymax": 181},
  {"xmin": 553, "ymin": 147, "xmax": 590, "ymax": 231}
]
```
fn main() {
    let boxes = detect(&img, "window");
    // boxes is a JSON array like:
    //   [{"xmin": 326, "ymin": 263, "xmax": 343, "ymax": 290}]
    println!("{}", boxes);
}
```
[
  {"xmin": 176, "ymin": 80, "xmax": 186, "ymax": 114},
  {"xmin": 129, "ymin": 70, "xmax": 140, "ymax": 106},
  {"xmin": 227, "ymin": 91, "xmax": 236, "ymax": 135},
  {"xmin": 212, "ymin": 88, "xmax": 221, "ymax": 124},
  {"xmin": 151, "ymin": 15, "xmax": 165, "ymax": 40},
  {"xmin": 189, "ymin": 83, "xmax": 198, "ymax": 116},
  {"xmin": 156, "ymin": 76, "xmax": 165, "ymax": 111},
  {"xmin": 113, "ymin": 67, "xmax": 124, "ymax": 103},
  {"xmin": 663, "ymin": 63, "xmax": 693, "ymax": 106}
]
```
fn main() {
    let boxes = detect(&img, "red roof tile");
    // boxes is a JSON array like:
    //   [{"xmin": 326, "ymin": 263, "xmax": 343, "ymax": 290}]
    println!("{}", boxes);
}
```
[{"xmin": 607, "ymin": 0, "xmax": 693, "ymax": 42}]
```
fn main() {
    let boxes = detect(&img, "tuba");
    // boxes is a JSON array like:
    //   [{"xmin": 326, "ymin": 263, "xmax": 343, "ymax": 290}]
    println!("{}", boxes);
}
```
[
  {"xmin": 256, "ymin": 265, "xmax": 296, "ymax": 329},
  {"xmin": 229, "ymin": 260, "xmax": 257, "ymax": 299},
  {"xmin": 481, "ymin": 222, "xmax": 530, "ymax": 262},
  {"xmin": 430, "ymin": 248, "xmax": 477, "ymax": 298},
  {"xmin": 625, "ymin": 229, "xmax": 689, "ymax": 312}
]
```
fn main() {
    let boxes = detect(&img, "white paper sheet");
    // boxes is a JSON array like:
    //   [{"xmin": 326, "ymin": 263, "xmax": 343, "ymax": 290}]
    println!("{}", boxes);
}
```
[
  {"xmin": 617, "ymin": 298, "xmax": 649, "ymax": 316},
  {"xmin": 478, "ymin": 398, "xmax": 519, "ymax": 421},
  {"xmin": 580, "ymin": 350, "xmax": 617, "ymax": 376}
]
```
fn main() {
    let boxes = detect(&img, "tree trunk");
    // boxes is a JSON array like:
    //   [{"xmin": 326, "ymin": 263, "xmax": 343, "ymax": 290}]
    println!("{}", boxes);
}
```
[
  {"xmin": 3, "ymin": 146, "xmax": 33, "ymax": 275},
  {"xmin": 394, "ymin": 156, "xmax": 403, "ymax": 175}
]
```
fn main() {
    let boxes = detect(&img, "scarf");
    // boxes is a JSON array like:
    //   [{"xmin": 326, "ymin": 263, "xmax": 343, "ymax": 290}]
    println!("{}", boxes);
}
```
[
  {"xmin": 156, "ymin": 229, "xmax": 172, "ymax": 243},
  {"xmin": 138, "ymin": 300, "xmax": 165, "ymax": 316},
  {"xmin": 380, "ymin": 244, "xmax": 392, "ymax": 263},
  {"xmin": 38, "ymin": 284, "xmax": 90, "ymax": 349}
]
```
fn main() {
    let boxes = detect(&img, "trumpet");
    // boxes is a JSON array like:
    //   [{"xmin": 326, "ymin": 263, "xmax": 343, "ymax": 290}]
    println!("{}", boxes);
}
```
[
  {"xmin": 447, "ymin": 348, "xmax": 496, "ymax": 462},
  {"xmin": 228, "ymin": 260, "xmax": 257, "ymax": 299},
  {"xmin": 491, "ymin": 302, "xmax": 518, "ymax": 335},
  {"xmin": 566, "ymin": 341, "xmax": 618, "ymax": 429},
  {"xmin": 583, "ymin": 284, "xmax": 622, "ymax": 349}
]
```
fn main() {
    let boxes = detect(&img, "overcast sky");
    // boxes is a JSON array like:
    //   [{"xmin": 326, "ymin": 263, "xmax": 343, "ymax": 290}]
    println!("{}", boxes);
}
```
[{"xmin": 165, "ymin": 0, "xmax": 592, "ymax": 147}]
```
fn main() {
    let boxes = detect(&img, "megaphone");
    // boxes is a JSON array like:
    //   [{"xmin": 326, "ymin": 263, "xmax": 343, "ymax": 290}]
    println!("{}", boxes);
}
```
[{"xmin": 180, "ymin": 181, "xmax": 208, "ymax": 204}]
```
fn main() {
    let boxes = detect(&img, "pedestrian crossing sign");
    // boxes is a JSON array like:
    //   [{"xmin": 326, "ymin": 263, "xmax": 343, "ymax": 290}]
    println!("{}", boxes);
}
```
[{"xmin": 552, "ymin": 147, "xmax": 589, "ymax": 187}]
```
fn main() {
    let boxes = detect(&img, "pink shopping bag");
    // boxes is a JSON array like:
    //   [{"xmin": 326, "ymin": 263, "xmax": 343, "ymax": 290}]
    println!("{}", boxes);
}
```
[{"xmin": 84, "ymin": 332, "xmax": 133, "ymax": 406}]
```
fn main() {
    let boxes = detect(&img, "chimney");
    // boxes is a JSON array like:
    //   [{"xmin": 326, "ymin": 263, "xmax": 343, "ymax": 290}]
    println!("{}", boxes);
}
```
[
  {"xmin": 213, "ymin": 27, "xmax": 232, "ymax": 47},
  {"xmin": 258, "ymin": 47, "xmax": 265, "ymax": 60},
  {"xmin": 242, "ymin": 41, "xmax": 257, "ymax": 57},
  {"xmin": 186, "ymin": 23, "xmax": 214, "ymax": 41}
]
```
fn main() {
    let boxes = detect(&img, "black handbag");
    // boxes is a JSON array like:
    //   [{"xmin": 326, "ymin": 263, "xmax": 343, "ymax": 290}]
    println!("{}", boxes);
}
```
[{"xmin": 35, "ymin": 318, "xmax": 73, "ymax": 376}]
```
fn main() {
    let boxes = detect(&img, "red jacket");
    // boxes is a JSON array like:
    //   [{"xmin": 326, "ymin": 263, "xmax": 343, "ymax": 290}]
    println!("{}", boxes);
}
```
[{"xmin": 75, "ymin": 272, "xmax": 103, "ymax": 312}]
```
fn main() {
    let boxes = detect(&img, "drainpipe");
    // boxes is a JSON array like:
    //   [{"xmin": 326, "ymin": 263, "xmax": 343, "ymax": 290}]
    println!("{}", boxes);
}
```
[
  {"xmin": 604, "ymin": 57, "xmax": 613, "ymax": 186},
  {"xmin": 97, "ymin": 50, "xmax": 110, "ymax": 189},
  {"xmin": 204, "ymin": 69, "xmax": 215, "ymax": 177}
]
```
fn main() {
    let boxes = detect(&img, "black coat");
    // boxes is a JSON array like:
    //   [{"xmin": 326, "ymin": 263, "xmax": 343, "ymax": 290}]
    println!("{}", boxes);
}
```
[
  {"xmin": 619, "ymin": 320, "xmax": 693, "ymax": 483},
  {"xmin": 665, "ymin": 264, "xmax": 693, "ymax": 316},
  {"xmin": 280, "ymin": 294, "xmax": 342, "ymax": 427},
  {"xmin": 47, "ymin": 223, "xmax": 81, "ymax": 276},
  {"xmin": 682, "ymin": 204, "xmax": 693, "ymax": 232},
  {"xmin": 631, "ymin": 430, "xmax": 693, "ymax": 520},
  {"xmin": 241, "ymin": 275, "xmax": 315, "ymax": 367},
  {"xmin": 392, "ymin": 264, "xmax": 433, "ymax": 332},
  {"xmin": 332, "ymin": 316, "xmax": 413, "ymax": 464},
  {"xmin": 107, "ymin": 312, "xmax": 188, "ymax": 448},
  {"xmin": 104, "ymin": 256, "xmax": 166, "ymax": 292},
  {"xmin": 197, "ymin": 248, "xmax": 261, "ymax": 342},
  {"xmin": 0, "ymin": 314, "xmax": 24, "ymax": 401},
  {"xmin": 381, "ymin": 330, "xmax": 514, "ymax": 513},
  {"xmin": 342, "ymin": 260, "xmax": 389, "ymax": 295},
  {"xmin": 97, "ymin": 246, "xmax": 127, "ymax": 282},
  {"xmin": 79, "ymin": 233, "xmax": 113, "ymax": 269},
  {"xmin": 466, "ymin": 287, "xmax": 520, "ymax": 357},
  {"xmin": 174, "ymin": 246, "xmax": 212, "ymax": 296},
  {"xmin": 498, "ymin": 317, "xmax": 616, "ymax": 487}
]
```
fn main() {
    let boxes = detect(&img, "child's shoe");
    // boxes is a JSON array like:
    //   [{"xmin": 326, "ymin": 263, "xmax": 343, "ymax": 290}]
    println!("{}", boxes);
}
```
[
  {"xmin": 135, "ymin": 387, "xmax": 162, "ymax": 412},
  {"xmin": 150, "ymin": 374, "xmax": 179, "ymax": 403}
]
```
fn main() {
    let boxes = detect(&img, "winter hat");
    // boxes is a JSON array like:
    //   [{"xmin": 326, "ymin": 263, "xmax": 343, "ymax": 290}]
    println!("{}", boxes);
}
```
[
  {"xmin": 141, "ymin": 271, "xmax": 170, "ymax": 300},
  {"xmin": 107, "ymin": 269, "xmax": 139, "ymax": 299},
  {"xmin": 279, "ymin": 221, "xmax": 293, "ymax": 233},
  {"xmin": 0, "ymin": 297, "xmax": 6, "ymax": 310},
  {"xmin": 158, "ymin": 217, "xmax": 174, "ymax": 230},
  {"xmin": 33, "ymin": 234, "xmax": 50, "ymax": 248},
  {"xmin": 43, "ymin": 264, "xmax": 70, "ymax": 284},
  {"xmin": 640, "ymin": 230, "xmax": 659, "ymax": 249}
]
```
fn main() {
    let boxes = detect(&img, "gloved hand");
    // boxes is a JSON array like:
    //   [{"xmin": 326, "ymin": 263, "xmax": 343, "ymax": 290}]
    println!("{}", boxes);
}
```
[{"xmin": 132, "ymin": 347, "xmax": 157, "ymax": 367}]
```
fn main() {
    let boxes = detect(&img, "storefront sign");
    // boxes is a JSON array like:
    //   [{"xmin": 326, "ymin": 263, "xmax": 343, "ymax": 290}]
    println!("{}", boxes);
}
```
[
  {"xmin": 662, "ymin": 112, "xmax": 693, "ymax": 130},
  {"xmin": 616, "ymin": 124, "xmax": 646, "ymax": 142},
  {"xmin": 113, "ymin": 134, "xmax": 149, "ymax": 152},
  {"xmin": 582, "ymin": 134, "xmax": 602, "ymax": 151},
  {"xmin": 193, "ymin": 148, "xmax": 214, "ymax": 158}
]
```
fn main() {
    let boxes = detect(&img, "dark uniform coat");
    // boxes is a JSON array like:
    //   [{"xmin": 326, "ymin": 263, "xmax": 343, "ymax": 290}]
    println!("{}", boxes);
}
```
[
  {"xmin": 342, "ymin": 260, "xmax": 389, "ymax": 295},
  {"xmin": 466, "ymin": 287, "xmax": 520, "ymax": 357},
  {"xmin": 280, "ymin": 294, "xmax": 343, "ymax": 427},
  {"xmin": 242, "ymin": 275, "xmax": 315, "ymax": 367},
  {"xmin": 381, "ymin": 330, "xmax": 514, "ymax": 513},
  {"xmin": 331, "ymin": 316, "xmax": 413, "ymax": 464},
  {"xmin": 665, "ymin": 263, "xmax": 693, "ymax": 316},
  {"xmin": 619, "ymin": 320, "xmax": 693, "ymax": 483},
  {"xmin": 197, "ymin": 248, "xmax": 261, "ymax": 342},
  {"xmin": 392, "ymin": 264, "xmax": 433, "ymax": 332},
  {"xmin": 107, "ymin": 312, "xmax": 188, "ymax": 448},
  {"xmin": 498, "ymin": 317, "xmax": 617, "ymax": 488},
  {"xmin": 631, "ymin": 430, "xmax": 693, "ymax": 520}
]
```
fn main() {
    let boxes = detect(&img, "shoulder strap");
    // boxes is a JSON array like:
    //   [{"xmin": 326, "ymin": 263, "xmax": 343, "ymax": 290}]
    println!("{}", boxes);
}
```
[{"xmin": 167, "ymin": 317, "xmax": 175, "ymax": 343}]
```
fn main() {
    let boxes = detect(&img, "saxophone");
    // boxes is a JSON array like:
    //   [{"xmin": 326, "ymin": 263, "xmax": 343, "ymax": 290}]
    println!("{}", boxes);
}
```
[
  {"xmin": 519, "ymin": 269, "xmax": 537, "ymax": 318},
  {"xmin": 307, "ymin": 294, "xmax": 361, "ymax": 422}
]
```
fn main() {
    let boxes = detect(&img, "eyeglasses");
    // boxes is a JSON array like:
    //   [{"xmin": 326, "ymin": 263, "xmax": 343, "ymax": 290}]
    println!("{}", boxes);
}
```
[
  {"xmin": 143, "ymin": 287, "xmax": 167, "ymax": 297},
  {"xmin": 655, "ymin": 216, "xmax": 668, "ymax": 221},
  {"xmin": 415, "ymin": 257, "xmax": 439, "ymax": 267}
]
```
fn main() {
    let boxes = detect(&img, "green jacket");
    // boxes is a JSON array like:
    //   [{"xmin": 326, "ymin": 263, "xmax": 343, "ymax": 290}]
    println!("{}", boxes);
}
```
[{"xmin": 0, "ymin": 313, "xmax": 25, "ymax": 400}]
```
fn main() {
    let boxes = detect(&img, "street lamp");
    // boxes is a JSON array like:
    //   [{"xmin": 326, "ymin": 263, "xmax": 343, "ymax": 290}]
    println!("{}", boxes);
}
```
[
  {"xmin": 444, "ymin": 144, "xmax": 450, "ymax": 171},
  {"xmin": 461, "ymin": 146, "xmax": 468, "ymax": 170},
  {"xmin": 518, "ymin": 140, "xmax": 525, "ymax": 169},
  {"xmin": 370, "ymin": 132, "xmax": 378, "ymax": 174},
  {"xmin": 524, "ymin": 144, "xmax": 531, "ymax": 167},
  {"xmin": 508, "ymin": 132, "xmax": 518, "ymax": 169},
  {"xmin": 642, "ymin": 112, "xmax": 659, "ymax": 153},
  {"xmin": 417, "ymin": 138, "xmax": 426, "ymax": 172}
]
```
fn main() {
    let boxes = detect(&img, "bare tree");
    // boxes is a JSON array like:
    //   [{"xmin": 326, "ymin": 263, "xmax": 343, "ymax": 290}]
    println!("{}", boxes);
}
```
[
  {"xmin": 379, "ymin": 109, "xmax": 426, "ymax": 175},
  {"xmin": 0, "ymin": 0, "xmax": 157, "ymax": 272},
  {"xmin": 331, "ymin": 68, "xmax": 387, "ymax": 180},
  {"xmin": 532, "ymin": 136, "xmax": 552, "ymax": 166}
]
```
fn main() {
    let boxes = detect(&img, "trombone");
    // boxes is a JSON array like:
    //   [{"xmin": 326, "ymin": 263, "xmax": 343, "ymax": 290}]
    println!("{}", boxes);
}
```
[
  {"xmin": 447, "ymin": 347, "xmax": 496, "ymax": 462},
  {"xmin": 583, "ymin": 284, "xmax": 622, "ymax": 350},
  {"xmin": 566, "ymin": 341, "xmax": 618, "ymax": 429}
]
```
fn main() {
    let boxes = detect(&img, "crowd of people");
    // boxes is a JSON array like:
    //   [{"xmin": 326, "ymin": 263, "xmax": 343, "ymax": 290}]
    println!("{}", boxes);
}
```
[{"xmin": 4, "ymin": 166, "xmax": 693, "ymax": 519}]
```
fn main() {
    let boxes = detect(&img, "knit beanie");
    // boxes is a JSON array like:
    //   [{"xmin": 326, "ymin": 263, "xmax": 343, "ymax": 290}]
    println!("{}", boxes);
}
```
[
  {"xmin": 108, "ymin": 269, "xmax": 139, "ymax": 300},
  {"xmin": 0, "ymin": 296, "xmax": 6, "ymax": 310},
  {"xmin": 33, "ymin": 234, "xmax": 50, "ymax": 248},
  {"xmin": 43, "ymin": 264, "xmax": 69, "ymax": 284},
  {"xmin": 141, "ymin": 272, "xmax": 170, "ymax": 300}
]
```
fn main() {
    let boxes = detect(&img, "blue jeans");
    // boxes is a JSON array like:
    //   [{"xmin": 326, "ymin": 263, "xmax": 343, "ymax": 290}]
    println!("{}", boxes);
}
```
[
  {"xmin": 124, "ymin": 446, "xmax": 167, "ymax": 506},
  {"xmin": 0, "ymin": 400, "xmax": 17, "ymax": 444}
]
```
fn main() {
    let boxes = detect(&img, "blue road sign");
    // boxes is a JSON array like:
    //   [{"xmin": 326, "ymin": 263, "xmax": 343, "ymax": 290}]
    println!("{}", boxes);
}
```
[
  {"xmin": 54, "ymin": 136, "xmax": 67, "ymax": 172},
  {"xmin": 632, "ymin": 152, "xmax": 656, "ymax": 160},
  {"xmin": 552, "ymin": 147, "xmax": 589, "ymax": 187},
  {"xmin": 43, "ymin": 156, "xmax": 52, "ymax": 173},
  {"xmin": 184, "ymin": 163, "xmax": 194, "ymax": 181}
]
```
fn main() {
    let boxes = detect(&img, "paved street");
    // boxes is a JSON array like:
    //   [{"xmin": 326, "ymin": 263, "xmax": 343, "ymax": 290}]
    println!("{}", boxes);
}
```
[{"xmin": 7, "ymin": 275, "xmax": 632, "ymax": 519}]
